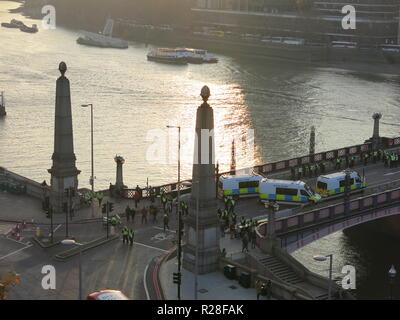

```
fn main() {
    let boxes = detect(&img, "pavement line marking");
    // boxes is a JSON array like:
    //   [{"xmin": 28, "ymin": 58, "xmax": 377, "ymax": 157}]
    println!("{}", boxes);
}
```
[
  {"xmin": 143, "ymin": 264, "xmax": 151, "ymax": 300},
  {"xmin": 153, "ymin": 226, "xmax": 176, "ymax": 233},
  {"xmin": 5, "ymin": 236, "xmax": 29, "ymax": 246},
  {"xmin": 48, "ymin": 224, "xmax": 62, "ymax": 236},
  {"xmin": 0, "ymin": 244, "xmax": 33, "ymax": 261},
  {"xmin": 133, "ymin": 241, "xmax": 168, "ymax": 253},
  {"xmin": 384, "ymin": 171, "xmax": 400, "ymax": 176}
]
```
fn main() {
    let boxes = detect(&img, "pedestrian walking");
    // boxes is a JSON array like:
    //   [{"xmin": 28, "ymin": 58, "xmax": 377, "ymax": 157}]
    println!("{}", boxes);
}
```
[
  {"xmin": 125, "ymin": 205, "xmax": 130, "ymax": 223},
  {"xmin": 141, "ymin": 206, "xmax": 148, "ymax": 224},
  {"xmin": 266, "ymin": 280, "xmax": 272, "ymax": 300},
  {"xmin": 255, "ymin": 280, "xmax": 262, "ymax": 300},
  {"xmin": 130, "ymin": 207, "xmax": 136, "ymax": 224},
  {"xmin": 251, "ymin": 229, "xmax": 257, "ymax": 249},
  {"xmin": 163, "ymin": 214, "xmax": 169, "ymax": 232},
  {"xmin": 242, "ymin": 233, "xmax": 249, "ymax": 252}
]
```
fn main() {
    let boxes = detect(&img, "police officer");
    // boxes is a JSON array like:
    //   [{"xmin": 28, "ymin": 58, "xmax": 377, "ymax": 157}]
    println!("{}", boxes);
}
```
[
  {"xmin": 350, "ymin": 155, "xmax": 355, "ymax": 168},
  {"xmin": 122, "ymin": 226, "xmax": 129, "ymax": 244},
  {"xmin": 335, "ymin": 157, "xmax": 342, "ymax": 170},
  {"xmin": 128, "ymin": 229, "xmax": 134, "ymax": 246},
  {"xmin": 373, "ymin": 150, "xmax": 378, "ymax": 163},
  {"xmin": 319, "ymin": 162, "xmax": 325, "ymax": 174},
  {"xmin": 309, "ymin": 163, "xmax": 315, "ymax": 177},
  {"xmin": 384, "ymin": 151, "xmax": 389, "ymax": 167},
  {"xmin": 298, "ymin": 166, "xmax": 303, "ymax": 179},
  {"xmin": 363, "ymin": 152, "xmax": 369, "ymax": 166}
]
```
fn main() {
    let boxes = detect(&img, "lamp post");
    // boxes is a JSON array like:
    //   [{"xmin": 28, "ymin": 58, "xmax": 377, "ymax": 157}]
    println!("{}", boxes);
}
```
[
  {"xmin": 313, "ymin": 254, "xmax": 333, "ymax": 300},
  {"xmin": 61, "ymin": 239, "xmax": 83, "ymax": 300},
  {"xmin": 194, "ymin": 180, "xmax": 200, "ymax": 300},
  {"xmin": 388, "ymin": 264, "xmax": 397, "ymax": 300},
  {"xmin": 81, "ymin": 103, "xmax": 95, "ymax": 217},
  {"xmin": 167, "ymin": 125, "xmax": 182, "ymax": 300}
]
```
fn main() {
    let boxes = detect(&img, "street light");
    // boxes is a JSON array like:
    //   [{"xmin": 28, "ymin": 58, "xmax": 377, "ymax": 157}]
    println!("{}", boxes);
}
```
[
  {"xmin": 313, "ymin": 254, "xmax": 333, "ymax": 300},
  {"xmin": 81, "ymin": 103, "xmax": 95, "ymax": 218},
  {"xmin": 166, "ymin": 125, "xmax": 182, "ymax": 300},
  {"xmin": 388, "ymin": 264, "xmax": 397, "ymax": 300},
  {"xmin": 62, "ymin": 239, "xmax": 84, "ymax": 300}
]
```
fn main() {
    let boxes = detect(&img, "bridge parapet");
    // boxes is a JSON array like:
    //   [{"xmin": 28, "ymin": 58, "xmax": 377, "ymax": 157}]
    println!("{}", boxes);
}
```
[
  {"xmin": 0, "ymin": 167, "xmax": 48, "ymax": 201},
  {"xmin": 256, "ymin": 186, "xmax": 400, "ymax": 254}
]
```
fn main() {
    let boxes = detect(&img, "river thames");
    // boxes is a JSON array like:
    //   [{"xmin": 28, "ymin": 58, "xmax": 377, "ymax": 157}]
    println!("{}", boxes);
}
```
[{"xmin": 1, "ymin": 1, "xmax": 400, "ymax": 299}]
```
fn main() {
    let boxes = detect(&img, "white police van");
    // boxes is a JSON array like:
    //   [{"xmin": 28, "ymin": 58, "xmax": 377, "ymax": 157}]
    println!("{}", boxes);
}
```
[
  {"xmin": 259, "ymin": 178, "xmax": 321, "ymax": 204},
  {"xmin": 218, "ymin": 174, "xmax": 264, "ymax": 198},
  {"xmin": 316, "ymin": 170, "xmax": 366, "ymax": 197}
]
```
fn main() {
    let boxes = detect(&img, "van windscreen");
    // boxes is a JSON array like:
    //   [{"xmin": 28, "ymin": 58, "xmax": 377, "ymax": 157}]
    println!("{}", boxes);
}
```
[{"xmin": 317, "ymin": 181, "xmax": 327, "ymax": 190}]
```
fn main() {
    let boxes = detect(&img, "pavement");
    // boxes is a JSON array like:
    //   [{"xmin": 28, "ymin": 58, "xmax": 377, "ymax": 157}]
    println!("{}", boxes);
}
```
[{"xmin": 158, "ymin": 236, "xmax": 263, "ymax": 300}]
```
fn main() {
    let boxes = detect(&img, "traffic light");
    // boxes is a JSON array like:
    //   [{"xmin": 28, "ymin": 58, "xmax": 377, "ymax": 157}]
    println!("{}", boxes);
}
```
[
  {"xmin": 173, "ymin": 272, "xmax": 181, "ymax": 285},
  {"xmin": 102, "ymin": 204, "xmax": 107, "ymax": 214},
  {"xmin": 108, "ymin": 202, "xmax": 114, "ymax": 213},
  {"xmin": 62, "ymin": 202, "xmax": 68, "ymax": 213}
]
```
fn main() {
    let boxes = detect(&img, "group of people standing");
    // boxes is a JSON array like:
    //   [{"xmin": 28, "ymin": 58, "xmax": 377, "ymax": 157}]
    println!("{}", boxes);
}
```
[{"xmin": 218, "ymin": 196, "xmax": 258, "ymax": 252}]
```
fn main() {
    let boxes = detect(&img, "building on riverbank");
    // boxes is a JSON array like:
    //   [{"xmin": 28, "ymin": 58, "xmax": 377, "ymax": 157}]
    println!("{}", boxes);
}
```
[{"xmin": 193, "ymin": 0, "xmax": 400, "ymax": 45}]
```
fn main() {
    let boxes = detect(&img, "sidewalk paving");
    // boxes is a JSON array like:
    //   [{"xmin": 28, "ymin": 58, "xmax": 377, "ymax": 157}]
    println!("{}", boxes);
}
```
[{"xmin": 159, "ymin": 236, "xmax": 262, "ymax": 300}]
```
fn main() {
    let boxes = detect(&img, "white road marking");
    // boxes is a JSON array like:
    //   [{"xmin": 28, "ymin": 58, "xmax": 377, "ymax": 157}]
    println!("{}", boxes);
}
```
[
  {"xmin": 5, "ymin": 236, "xmax": 30, "ymax": 246},
  {"xmin": 48, "ymin": 224, "xmax": 62, "ymax": 237},
  {"xmin": 384, "ymin": 171, "xmax": 400, "ymax": 176},
  {"xmin": 0, "ymin": 244, "xmax": 33, "ymax": 261},
  {"xmin": 132, "ymin": 241, "xmax": 168, "ymax": 253},
  {"xmin": 143, "ymin": 264, "xmax": 150, "ymax": 300}
]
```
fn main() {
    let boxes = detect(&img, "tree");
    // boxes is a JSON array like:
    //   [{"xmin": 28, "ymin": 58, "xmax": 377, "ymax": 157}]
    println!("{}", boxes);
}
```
[{"xmin": 0, "ymin": 271, "xmax": 21, "ymax": 300}]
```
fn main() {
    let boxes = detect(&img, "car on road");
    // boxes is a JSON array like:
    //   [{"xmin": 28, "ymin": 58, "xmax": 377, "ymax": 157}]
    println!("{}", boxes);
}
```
[{"xmin": 87, "ymin": 289, "xmax": 130, "ymax": 300}]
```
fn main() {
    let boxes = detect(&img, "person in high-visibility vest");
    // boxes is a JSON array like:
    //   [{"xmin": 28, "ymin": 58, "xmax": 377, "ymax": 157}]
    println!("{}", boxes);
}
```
[
  {"xmin": 298, "ymin": 166, "xmax": 303, "ymax": 179},
  {"xmin": 122, "ymin": 227, "xmax": 129, "ymax": 244},
  {"xmin": 129, "ymin": 229, "xmax": 134, "ymax": 246}
]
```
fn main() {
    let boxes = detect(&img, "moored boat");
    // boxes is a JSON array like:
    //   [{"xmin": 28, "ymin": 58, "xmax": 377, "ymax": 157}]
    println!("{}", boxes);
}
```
[
  {"xmin": 77, "ymin": 19, "xmax": 129, "ymax": 49},
  {"xmin": 19, "ymin": 24, "xmax": 38, "ymax": 33},
  {"xmin": 1, "ymin": 19, "xmax": 25, "ymax": 29}
]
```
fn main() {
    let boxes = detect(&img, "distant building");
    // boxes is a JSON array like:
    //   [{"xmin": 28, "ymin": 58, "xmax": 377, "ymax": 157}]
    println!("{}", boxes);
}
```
[{"xmin": 192, "ymin": 0, "xmax": 400, "ymax": 45}]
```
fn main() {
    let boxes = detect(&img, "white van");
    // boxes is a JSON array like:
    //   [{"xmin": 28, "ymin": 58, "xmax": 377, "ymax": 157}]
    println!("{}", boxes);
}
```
[
  {"xmin": 218, "ymin": 174, "xmax": 263, "ymax": 198},
  {"xmin": 259, "ymin": 178, "xmax": 321, "ymax": 204},
  {"xmin": 316, "ymin": 171, "xmax": 366, "ymax": 197}
]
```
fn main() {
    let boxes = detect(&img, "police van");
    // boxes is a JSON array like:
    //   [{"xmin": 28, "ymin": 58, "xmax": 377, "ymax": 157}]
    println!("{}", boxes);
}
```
[
  {"xmin": 218, "ymin": 174, "xmax": 264, "ymax": 198},
  {"xmin": 259, "ymin": 179, "xmax": 321, "ymax": 204},
  {"xmin": 316, "ymin": 170, "xmax": 366, "ymax": 197}
]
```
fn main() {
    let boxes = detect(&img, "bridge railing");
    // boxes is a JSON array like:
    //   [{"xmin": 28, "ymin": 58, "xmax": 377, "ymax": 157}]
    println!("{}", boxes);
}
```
[
  {"xmin": 125, "ymin": 136, "xmax": 400, "ymax": 198},
  {"xmin": 257, "ymin": 187, "xmax": 400, "ymax": 237},
  {"xmin": 0, "ymin": 167, "xmax": 48, "ymax": 201}
]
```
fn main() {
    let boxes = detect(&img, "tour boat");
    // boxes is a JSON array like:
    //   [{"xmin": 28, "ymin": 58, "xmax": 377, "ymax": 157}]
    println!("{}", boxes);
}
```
[
  {"xmin": 20, "ymin": 24, "xmax": 38, "ymax": 34},
  {"xmin": 176, "ymin": 47, "xmax": 218, "ymax": 64},
  {"xmin": 147, "ymin": 48, "xmax": 188, "ymax": 65}
]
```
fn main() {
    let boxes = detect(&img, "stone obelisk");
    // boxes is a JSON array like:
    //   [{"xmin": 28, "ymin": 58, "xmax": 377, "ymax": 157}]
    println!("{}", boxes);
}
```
[
  {"xmin": 48, "ymin": 62, "xmax": 80, "ymax": 214},
  {"xmin": 183, "ymin": 86, "xmax": 220, "ymax": 274}
]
